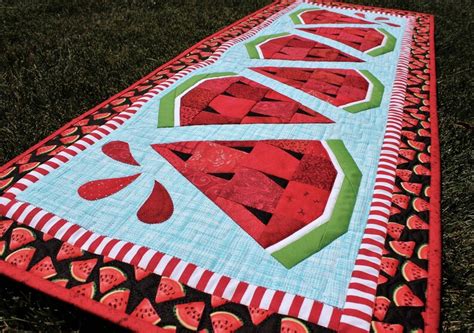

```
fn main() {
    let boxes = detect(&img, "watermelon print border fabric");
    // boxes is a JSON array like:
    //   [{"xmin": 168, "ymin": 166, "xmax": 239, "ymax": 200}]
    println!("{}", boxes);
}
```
[{"xmin": 0, "ymin": 1, "xmax": 440, "ymax": 333}]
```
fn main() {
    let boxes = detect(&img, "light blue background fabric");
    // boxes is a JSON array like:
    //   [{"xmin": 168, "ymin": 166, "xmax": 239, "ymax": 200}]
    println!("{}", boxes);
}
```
[{"xmin": 17, "ymin": 4, "xmax": 408, "ymax": 308}]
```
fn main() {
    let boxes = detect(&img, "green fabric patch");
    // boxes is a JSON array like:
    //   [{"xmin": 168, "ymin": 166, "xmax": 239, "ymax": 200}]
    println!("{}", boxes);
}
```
[
  {"xmin": 367, "ymin": 28, "xmax": 397, "ymax": 57},
  {"xmin": 343, "ymin": 70, "xmax": 385, "ymax": 113}
]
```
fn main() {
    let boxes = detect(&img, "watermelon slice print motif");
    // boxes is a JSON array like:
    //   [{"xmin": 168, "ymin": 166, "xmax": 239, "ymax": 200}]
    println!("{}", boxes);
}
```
[
  {"xmin": 245, "ymin": 33, "xmax": 363, "ymax": 61},
  {"xmin": 78, "ymin": 141, "xmax": 174, "ymax": 224},
  {"xmin": 152, "ymin": 139, "xmax": 361, "ymax": 268},
  {"xmin": 157, "ymin": 72, "xmax": 333, "ymax": 127},
  {"xmin": 252, "ymin": 67, "xmax": 384, "ymax": 113},
  {"xmin": 289, "ymin": 8, "xmax": 374, "ymax": 25},
  {"xmin": 298, "ymin": 27, "xmax": 396, "ymax": 57}
]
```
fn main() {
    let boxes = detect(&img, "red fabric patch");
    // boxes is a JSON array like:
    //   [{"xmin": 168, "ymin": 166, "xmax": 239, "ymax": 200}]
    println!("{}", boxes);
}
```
[
  {"xmin": 181, "ymin": 87, "xmax": 217, "ymax": 110},
  {"xmin": 186, "ymin": 142, "xmax": 248, "ymax": 174},
  {"xmin": 226, "ymin": 82, "xmax": 268, "ymax": 101},
  {"xmin": 273, "ymin": 181, "xmax": 330, "ymax": 224},
  {"xmin": 241, "ymin": 142, "xmax": 300, "ymax": 179},
  {"xmin": 250, "ymin": 101, "xmax": 298, "ymax": 121},
  {"xmin": 189, "ymin": 111, "xmax": 237, "ymax": 125},
  {"xmin": 292, "ymin": 154, "xmax": 338, "ymax": 191},
  {"xmin": 209, "ymin": 95, "xmax": 256, "ymax": 119},
  {"xmin": 220, "ymin": 167, "xmax": 284, "ymax": 213},
  {"xmin": 198, "ymin": 76, "xmax": 239, "ymax": 94},
  {"xmin": 259, "ymin": 35, "xmax": 363, "ymax": 62},
  {"xmin": 78, "ymin": 174, "xmax": 140, "ymax": 201},
  {"xmin": 137, "ymin": 181, "xmax": 174, "ymax": 224},
  {"xmin": 102, "ymin": 141, "xmax": 140, "ymax": 166},
  {"xmin": 259, "ymin": 214, "xmax": 308, "ymax": 249},
  {"xmin": 252, "ymin": 67, "xmax": 369, "ymax": 107}
]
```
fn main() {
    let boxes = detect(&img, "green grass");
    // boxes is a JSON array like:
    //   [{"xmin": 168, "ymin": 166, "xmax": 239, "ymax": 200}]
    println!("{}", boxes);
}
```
[{"xmin": 0, "ymin": 0, "xmax": 472, "ymax": 331}]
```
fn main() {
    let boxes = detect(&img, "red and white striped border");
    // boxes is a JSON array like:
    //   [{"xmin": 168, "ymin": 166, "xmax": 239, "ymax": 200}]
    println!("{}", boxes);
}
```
[
  {"xmin": 0, "ymin": 197, "xmax": 341, "ymax": 330},
  {"xmin": 0, "ymin": 3, "xmax": 416, "ymax": 332},
  {"xmin": 338, "ymin": 17, "xmax": 415, "ymax": 333}
]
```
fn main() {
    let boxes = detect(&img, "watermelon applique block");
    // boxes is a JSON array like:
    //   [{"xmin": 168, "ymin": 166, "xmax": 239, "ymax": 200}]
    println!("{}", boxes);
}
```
[
  {"xmin": 157, "ymin": 72, "xmax": 333, "ymax": 128},
  {"xmin": 152, "ymin": 139, "xmax": 361, "ymax": 268}
]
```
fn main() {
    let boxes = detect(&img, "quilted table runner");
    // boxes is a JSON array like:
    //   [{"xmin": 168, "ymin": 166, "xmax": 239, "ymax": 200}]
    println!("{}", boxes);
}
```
[{"xmin": 0, "ymin": 1, "xmax": 440, "ymax": 332}]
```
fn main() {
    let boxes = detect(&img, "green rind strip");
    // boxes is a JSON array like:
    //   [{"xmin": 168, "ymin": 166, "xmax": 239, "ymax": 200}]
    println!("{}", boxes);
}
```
[
  {"xmin": 343, "ymin": 70, "xmax": 384, "ymax": 113},
  {"xmin": 367, "ymin": 28, "xmax": 396, "ymax": 57},
  {"xmin": 289, "ymin": 8, "xmax": 319, "ymax": 24},
  {"xmin": 245, "ymin": 32, "xmax": 290, "ymax": 59},
  {"xmin": 271, "ymin": 140, "xmax": 362, "ymax": 268},
  {"xmin": 157, "ymin": 72, "xmax": 236, "ymax": 127}
]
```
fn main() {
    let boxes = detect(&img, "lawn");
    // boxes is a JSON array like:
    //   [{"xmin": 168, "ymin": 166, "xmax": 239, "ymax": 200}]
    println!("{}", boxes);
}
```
[{"xmin": 0, "ymin": 0, "xmax": 472, "ymax": 331}]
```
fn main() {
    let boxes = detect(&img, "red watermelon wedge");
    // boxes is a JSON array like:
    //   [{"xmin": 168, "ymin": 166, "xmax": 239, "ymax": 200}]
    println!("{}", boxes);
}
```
[{"xmin": 161, "ymin": 75, "xmax": 333, "ymax": 127}]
